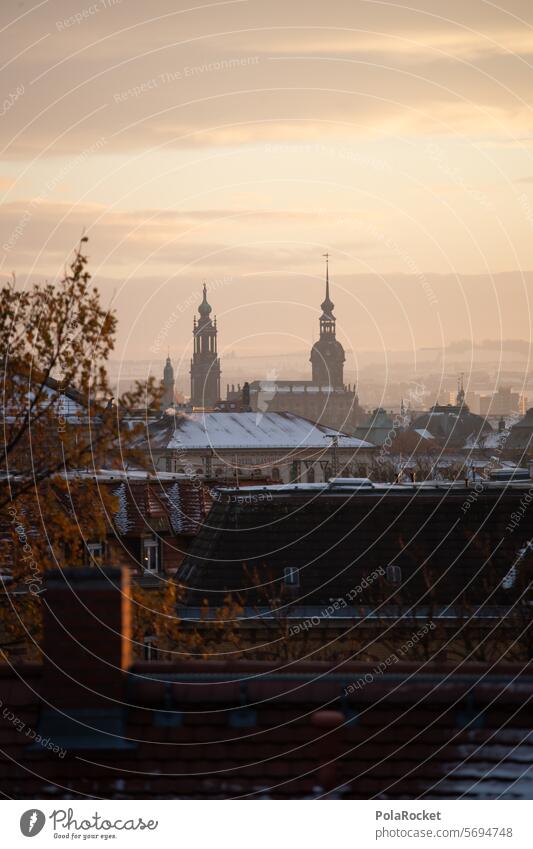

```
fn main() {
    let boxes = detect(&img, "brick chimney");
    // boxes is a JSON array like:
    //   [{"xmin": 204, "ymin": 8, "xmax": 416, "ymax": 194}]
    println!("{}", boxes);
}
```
[{"xmin": 41, "ymin": 567, "xmax": 131, "ymax": 708}]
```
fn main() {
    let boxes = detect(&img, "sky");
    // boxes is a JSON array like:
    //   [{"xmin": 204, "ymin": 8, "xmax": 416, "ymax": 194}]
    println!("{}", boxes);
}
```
[{"xmin": 2, "ymin": 0, "xmax": 533, "ymax": 376}]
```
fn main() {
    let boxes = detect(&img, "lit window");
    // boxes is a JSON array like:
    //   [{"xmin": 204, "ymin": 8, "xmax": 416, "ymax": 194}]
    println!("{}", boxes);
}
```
[
  {"xmin": 386, "ymin": 564, "xmax": 402, "ymax": 585},
  {"xmin": 284, "ymin": 567, "xmax": 300, "ymax": 587},
  {"xmin": 142, "ymin": 537, "xmax": 160, "ymax": 572}
]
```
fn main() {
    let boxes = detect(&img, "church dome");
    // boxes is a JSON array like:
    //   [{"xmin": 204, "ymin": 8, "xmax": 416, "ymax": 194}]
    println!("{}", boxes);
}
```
[
  {"xmin": 311, "ymin": 336, "xmax": 345, "ymax": 359},
  {"xmin": 198, "ymin": 283, "xmax": 212, "ymax": 318}
]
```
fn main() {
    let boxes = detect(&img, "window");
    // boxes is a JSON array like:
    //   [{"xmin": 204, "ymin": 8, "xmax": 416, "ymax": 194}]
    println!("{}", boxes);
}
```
[
  {"xmin": 306, "ymin": 466, "xmax": 315, "ymax": 483},
  {"xmin": 271, "ymin": 467, "xmax": 281, "ymax": 481},
  {"xmin": 142, "ymin": 536, "xmax": 160, "ymax": 572},
  {"xmin": 143, "ymin": 635, "xmax": 159, "ymax": 661},
  {"xmin": 386, "ymin": 564, "xmax": 402, "ymax": 585},
  {"xmin": 252, "ymin": 468, "xmax": 262, "ymax": 479},
  {"xmin": 284, "ymin": 567, "xmax": 300, "ymax": 587},
  {"xmin": 86, "ymin": 540, "xmax": 105, "ymax": 566}
]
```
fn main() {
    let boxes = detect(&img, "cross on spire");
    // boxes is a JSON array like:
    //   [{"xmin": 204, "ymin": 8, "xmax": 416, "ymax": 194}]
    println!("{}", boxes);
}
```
[{"xmin": 323, "ymin": 252, "xmax": 330, "ymax": 298}]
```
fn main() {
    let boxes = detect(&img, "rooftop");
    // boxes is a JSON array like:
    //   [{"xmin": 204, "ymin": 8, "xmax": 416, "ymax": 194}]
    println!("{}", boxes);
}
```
[
  {"xmin": 142, "ymin": 411, "xmax": 373, "ymax": 451},
  {"xmin": 1, "ymin": 566, "xmax": 532, "ymax": 799}
]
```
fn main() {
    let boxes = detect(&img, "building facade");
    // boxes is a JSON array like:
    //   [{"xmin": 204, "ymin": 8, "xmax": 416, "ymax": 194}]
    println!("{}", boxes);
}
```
[{"xmin": 142, "ymin": 410, "xmax": 374, "ymax": 483}]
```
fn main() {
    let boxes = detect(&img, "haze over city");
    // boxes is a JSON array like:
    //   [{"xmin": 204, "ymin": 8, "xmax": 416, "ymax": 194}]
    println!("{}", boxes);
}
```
[{"xmin": 2, "ymin": 0, "xmax": 533, "ymax": 372}]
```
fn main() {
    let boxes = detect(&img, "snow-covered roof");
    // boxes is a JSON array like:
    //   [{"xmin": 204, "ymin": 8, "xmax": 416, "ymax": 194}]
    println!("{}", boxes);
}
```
[
  {"xmin": 149, "ymin": 411, "xmax": 373, "ymax": 451},
  {"xmin": 414, "ymin": 428, "xmax": 435, "ymax": 440},
  {"xmin": 463, "ymin": 431, "xmax": 510, "ymax": 449}
]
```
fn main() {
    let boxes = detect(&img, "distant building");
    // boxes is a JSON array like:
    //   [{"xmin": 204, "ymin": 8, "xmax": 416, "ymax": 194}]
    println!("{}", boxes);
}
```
[
  {"xmin": 409, "ymin": 376, "xmax": 492, "ymax": 448},
  {"xmin": 309, "ymin": 255, "xmax": 345, "ymax": 388},
  {"xmin": 353, "ymin": 407, "xmax": 396, "ymax": 446},
  {"xmin": 507, "ymin": 407, "xmax": 533, "ymax": 454},
  {"xmin": 479, "ymin": 386, "xmax": 525, "ymax": 416},
  {"xmin": 228, "ymin": 257, "xmax": 363, "ymax": 432},
  {"xmin": 161, "ymin": 355, "xmax": 175, "ymax": 410},
  {"xmin": 190, "ymin": 284, "xmax": 221, "ymax": 408},
  {"xmin": 140, "ymin": 410, "xmax": 373, "ymax": 483}
]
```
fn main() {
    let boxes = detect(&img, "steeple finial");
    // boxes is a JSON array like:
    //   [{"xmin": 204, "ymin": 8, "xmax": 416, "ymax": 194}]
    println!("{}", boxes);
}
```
[
  {"xmin": 198, "ymin": 281, "xmax": 212, "ymax": 318},
  {"xmin": 320, "ymin": 252, "xmax": 334, "ymax": 318},
  {"xmin": 323, "ymin": 252, "xmax": 330, "ymax": 301}
]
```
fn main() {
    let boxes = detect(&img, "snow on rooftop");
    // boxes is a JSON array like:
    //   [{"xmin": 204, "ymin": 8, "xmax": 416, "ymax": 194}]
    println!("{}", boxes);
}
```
[
  {"xmin": 463, "ymin": 431, "xmax": 509, "ymax": 449},
  {"xmin": 414, "ymin": 428, "xmax": 435, "ymax": 440},
  {"xmin": 161, "ymin": 411, "xmax": 372, "ymax": 450}
]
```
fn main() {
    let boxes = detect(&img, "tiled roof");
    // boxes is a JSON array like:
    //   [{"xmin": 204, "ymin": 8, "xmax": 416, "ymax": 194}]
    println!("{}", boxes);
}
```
[
  {"xmin": 181, "ymin": 483, "xmax": 533, "ymax": 607},
  {"xmin": 1, "ymin": 661, "xmax": 532, "ymax": 799}
]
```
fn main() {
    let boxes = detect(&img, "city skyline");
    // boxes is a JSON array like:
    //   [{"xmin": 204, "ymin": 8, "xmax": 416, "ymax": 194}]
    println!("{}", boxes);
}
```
[{"xmin": 1, "ymin": 0, "xmax": 533, "ymax": 362}]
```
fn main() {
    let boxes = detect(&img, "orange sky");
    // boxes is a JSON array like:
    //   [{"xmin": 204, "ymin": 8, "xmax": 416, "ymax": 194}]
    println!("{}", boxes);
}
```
[{"xmin": 1, "ymin": 0, "xmax": 533, "ymax": 364}]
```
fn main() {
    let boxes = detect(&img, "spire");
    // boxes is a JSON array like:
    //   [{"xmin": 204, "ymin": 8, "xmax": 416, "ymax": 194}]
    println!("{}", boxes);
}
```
[
  {"xmin": 321, "ymin": 252, "xmax": 334, "ymax": 318},
  {"xmin": 456, "ymin": 372, "xmax": 465, "ymax": 406}
]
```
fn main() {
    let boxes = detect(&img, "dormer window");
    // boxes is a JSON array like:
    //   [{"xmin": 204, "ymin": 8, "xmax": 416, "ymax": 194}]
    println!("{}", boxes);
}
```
[
  {"xmin": 86, "ymin": 540, "xmax": 105, "ymax": 566},
  {"xmin": 142, "ymin": 536, "xmax": 160, "ymax": 573}
]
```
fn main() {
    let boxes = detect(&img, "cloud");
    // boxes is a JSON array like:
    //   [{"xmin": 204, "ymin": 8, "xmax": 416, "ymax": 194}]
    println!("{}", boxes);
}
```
[{"xmin": 2, "ymin": 0, "xmax": 533, "ymax": 159}]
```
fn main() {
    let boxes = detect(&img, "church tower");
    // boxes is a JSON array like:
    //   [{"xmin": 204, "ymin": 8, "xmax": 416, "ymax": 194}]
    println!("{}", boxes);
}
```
[
  {"xmin": 190, "ymin": 284, "xmax": 221, "ymax": 408},
  {"xmin": 456, "ymin": 372, "xmax": 467, "ymax": 408},
  {"xmin": 310, "ymin": 254, "xmax": 345, "ymax": 388},
  {"xmin": 161, "ymin": 355, "xmax": 175, "ymax": 410}
]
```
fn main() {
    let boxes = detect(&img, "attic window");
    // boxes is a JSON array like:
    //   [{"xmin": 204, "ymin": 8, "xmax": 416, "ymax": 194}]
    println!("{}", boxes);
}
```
[
  {"xmin": 86, "ymin": 540, "xmax": 105, "ymax": 566},
  {"xmin": 143, "ymin": 635, "xmax": 159, "ymax": 662},
  {"xmin": 142, "ymin": 536, "xmax": 160, "ymax": 573},
  {"xmin": 386, "ymin": 564, "xmax": 402, "ymax": 585},
  {"xmin": 284, "ymin": 567, "xmax": 300, "ymax": 587}
]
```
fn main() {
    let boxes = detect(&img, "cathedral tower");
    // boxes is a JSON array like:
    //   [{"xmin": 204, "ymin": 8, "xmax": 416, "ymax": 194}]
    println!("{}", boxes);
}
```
[
  {"xmin": 161, "ymin": 355, "xmax": 175, "ymax": 410},
  {"xmin": 310, "ymin": 254, "xmax": 345, "ymax": 388},
  {"xmin": 190, "ymin": 284, "xmax": 221, "ymax": 408}
]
